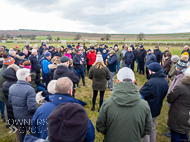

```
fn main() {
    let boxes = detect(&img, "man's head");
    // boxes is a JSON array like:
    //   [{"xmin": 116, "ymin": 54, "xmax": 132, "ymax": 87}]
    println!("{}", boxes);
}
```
[
  {"xmin": 76, "ymin": 49, "xmax": 82, "ymax": 56},
  {"xmin": 32, "ymin": 49, "xmax": 37, "ymax": 56},
  {"xmin": 103, "ymin": 49, "xmax": 106, "ymax": 53},
  {"xmin": 44, "ymin": 48, "xmax": 48, "ymax": 54},
  {"xmin": 99, "ymin": 44, "xmax": 102, "ymax": 48},
  {"xmin": 147, "ymin": 62, "xmax": 161, "ymax": 75},
  {"xmin": 16, "ymin": 68, "xmax": 31, "ymax": 82},
  {"xmin": 147, "ymin": 49, "xmax": 151, "ymax": 54},
  {"xmin": 140, "ymin": 45, "xmax": 144, "ymax": 50},
  {"xmin": 60, "ymin": 56, "xmax": 70, "ymax": 67},
  {"xmin": 117, "ymin": 67, "xmax": 135, "ymax": 83},
  {"xmin": 55, "ymin": 77, "xmax": 73, "ymax": 94},
  {"xmin": 108, "ymin": 50, "xmax": 115, "ymax": 56},
  {"xmin": 47, "ymin": 103, "xmax": 88, "ymax": 142},
  {"xmin": 49, "ymin": 46, "xmax": 53, "ymax": 51},
  {"xmin": 9, "ymin": 49, "xmax": 16, "ymax": 57},
  {"xmin": 155, "ymin": 46, "xmax": 159, "ymax": 50},
  {"xmin": 114, "ymin": 46, "xmax": 118, "ymax": 51},
  {"xmin": 44, "ymin": 51, "xmax": 51, "ymax": 60},
  {"xmin": 165, "ymin": 46, "xmax": 169, "ymax": 51},
  {"xmin": 33, "ymin": 44, "xmax": 38, "ymax": 50},
  {"xmin": 42, "ymin": 43, "xmax": 46, "ymax": 48},
  {"xmin": 0, "ymin": 46, "xmax": 4, "ymax": 51},
  {"xmin": 94, "ymin": 45, "xmax": 97, "ymax": 49},
  {"xmin": 18, "ymin": 52, "xmax": 26, "ymax": 58},
  {"xmin": 91, "ymin": 47, "xmax": 95, "ymax": 52},
  {"xmin": 55, "ymin": 53, "xmax": 61, "ymax": 59},
  {"xmin": 184, "ymin": 45, "xmax": 189, "ymax": 51},
  {"xmin": 128, "ymin": 47, "xmax": 132, "ymax": 52},
  {"xmin": 23, "ymin": 49, "xmax": 28, "ymax": 55},
  {"xmin": 72, "ymin": 48, "xmax": 76, "ymax": 53}
]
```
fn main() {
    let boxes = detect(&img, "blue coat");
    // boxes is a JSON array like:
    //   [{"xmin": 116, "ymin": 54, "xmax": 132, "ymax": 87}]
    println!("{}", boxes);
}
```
[
  {"xmin": 9, "ymin": 80, "xmax": 38, "ymax": 125},
  {"xmin": 145, "ymin": 53, "xmax": 157, "ymax": 67},
  {"xmin": 124, "ymin": 51, "xmax": 134, "ymax": 65},
  {"xmin": 140, "ymin": 69, "xmax": 168, "ymax": 117},
  {"xmin": 107, "ymin": 54, "xmax": 117, "ymax": 72},
  {"xmin": 32, "ymin": 93, "xmax": 95, "ymax": 142},
  {"xmin": 41, "ymin": 58, "xmax": 52, "ymax": 78},
  {"xmin": 102, "ymin": 52, "xmax": 108, "ymax": 64},
  {"xmin": 29, "ymin": 54, "xmax": 39, "ymax": 72}
]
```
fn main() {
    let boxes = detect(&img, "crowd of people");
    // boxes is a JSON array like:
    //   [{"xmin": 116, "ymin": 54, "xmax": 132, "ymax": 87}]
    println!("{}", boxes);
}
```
[{"xmin": 0, "ymin": 42, "xmax": 190, "ymax": 142}]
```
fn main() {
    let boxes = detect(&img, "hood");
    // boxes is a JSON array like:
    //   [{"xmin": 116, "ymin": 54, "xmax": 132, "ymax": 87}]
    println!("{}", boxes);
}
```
[
  {"xmin": 15, "ymin": 54, "xmax": 24, "ymax": 60},
  {"xmin": 31, "ymin": 72, "xmax": 36, "ymax": 80},
  {"xmin": 111, "ymin": 82, "xmax": 141, "ymax": 106},
  {"xmin": 7, "ymin": 64, "xmax": 20, "ymax": 72},
  {"xmin": 55, "ymin": 65, "xmax": 67, "ymax": 75},
  {"xmin": 180, "ymin": 76, "xmax": 190, "ymax": 85},
  {"xmin": 48, "ymin": 64, "xmax": 58, "ymax": 70},
  {"xmin": 2, "ymin": 67, "xmax": 17, "ymax": 81},
  {"xmin": 35, "ymin": 64, "xmax": 41, "ymax": 74},
  {"xmin": 150, "ymin": 68, "xmax": 167, "ymax": 79}
]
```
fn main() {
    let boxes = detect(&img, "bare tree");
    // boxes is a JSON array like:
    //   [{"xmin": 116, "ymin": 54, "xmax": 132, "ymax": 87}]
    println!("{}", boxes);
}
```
[
  {"xmin": 105, "ymin": 34, "xmax": 111, "ymax": 40},
  {"xmin": 101, "ymin": 37, "xmax": 105, "ymax": 40},
  {"xmin": 47, "ymin": 35, "xmax": 52, "ymax": 40},
  {"xmin": 137, "ymin": 33, "xmax": 145, "ymax": 41},
  {"xmin": 74, "ymin": 34, "xmax": 82, "ymax": 40}
]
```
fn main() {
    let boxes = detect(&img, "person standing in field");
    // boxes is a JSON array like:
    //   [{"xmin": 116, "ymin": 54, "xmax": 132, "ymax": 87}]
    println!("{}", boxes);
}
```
[
  {"xmin": 114, "ymin": 45, "xmax": 123, "ymax": 71},
  {"xmin": 87, "ymin": 47, "xmax": 97, "ymax": 72},
  {"xmin": 137, "ymin": 45, "xmax": 147, "ymax": 75},
  {"xmin": 162, "ymin": 52, "xmax": 172, "ymax": 74},
  {"xmin": 124, "ymin": 47, "xmax": 134, "ymax": 69},
  {"xmin": 181, "ymin": 45, "xmax": 190, "ymax": 61},
  {"xmin": 96, "ymin": 67, "xmax": 152, "ymax": 142},
  {"xmin": 121, "ymin": 45, "xmax": 128, "ymax": 68},
  {"xmin": 162, "ymin": 46, "xmax": 170, "ymax": 66},
  {"xmin": 88, "ymin": 53, "xmax": 111, "ymax": 111},
  {"xmin": 154, "ymin": 46, "xmax": 163, "ymax": 64},
  {"xmin": 130, "ymin": 45, "xmax": 138, "ymax": 71},
  {"xmin": 140, "ymin": 62, "xmax": 168, "ymax": 142}
]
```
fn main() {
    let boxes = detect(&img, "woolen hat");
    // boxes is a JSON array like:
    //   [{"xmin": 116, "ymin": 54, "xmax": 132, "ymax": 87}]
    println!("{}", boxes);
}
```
[
  {"xmin": 18, "ymin": 52, "xmax": 25, "ymax": 56},
  {"xmin": 171, "ymin": 55, "xmax": 179, "ymax": 62},
  {"xmin": 47, "ymin": 103, "xmax": 88, "ymax": 142},
  {"xmin": 117, "ymin": 67, "xmax": 135, "ymax": 83},
  {"xmin": 147, "ymin": 62, "xmax": 161, "ymax": 72},
  {"xmin": 181, "ymin": 55, "xmax": 189, "ymax": 62},
  {"xmin": 108, "ymin": 50, "xmax": 115, "ymax": 54},
  {"xmin": 60, "ymin": 56, "xmax": 70, "ymax": 63},
  {"xmin": 67, "ymin": 44, "xmax": 71, "ymax": 48},
  {"xmin": 175, "ymin": 59, "xmax": 188, "ymax": 70},
  {"xmin": 44, "ymin": 51, "xmax": 51, "ymax": 57},
  {"xmin": 96, "ymin": 52, "xmax": 103, "ymax": 62},
  {"xmin": 3, "ymin": 56, "xmax": 15, "ymax": 65}
]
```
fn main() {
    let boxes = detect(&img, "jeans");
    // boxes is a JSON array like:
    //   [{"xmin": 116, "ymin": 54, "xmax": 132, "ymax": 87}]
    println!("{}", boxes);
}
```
[
  {"xmin": 171, "ymin": 129, "xmax": 189, "ymax": 142},
  {"xmin": 126, "ymin": 64, "xmax": 132, "ymax": 69},
  {"xmin": 116, "ymin": 62, "xmax": 120, "ymax": 71},
  {"xmin": 0, "ymin": 99, "xmax": 4, "ymax": 118},
  {"xmin": 142, "ymin": 117, "xmax": 157, "ymax": 142},
  {"xmin": 139, "ymin": 61, "xmax": 145, "ymax": 74},
  {"xmin": 108, "ymin": 72, "xmax": 115, "ymax": 90},
  {"xmin": 76, "ymin": 69, "xmax": 85, "ymax": 79}
]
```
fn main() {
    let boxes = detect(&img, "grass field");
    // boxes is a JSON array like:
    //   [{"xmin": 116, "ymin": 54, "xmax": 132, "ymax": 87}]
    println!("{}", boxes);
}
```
[{"xmin": 0, "ymin": 43, "xmax": 184, "ymax": 142}]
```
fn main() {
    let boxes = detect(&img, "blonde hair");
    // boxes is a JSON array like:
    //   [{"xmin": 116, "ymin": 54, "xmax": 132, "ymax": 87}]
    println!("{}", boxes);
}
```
[{"xmin": 93, "ymin": 61, "xmax": 106, "ymax": 69}]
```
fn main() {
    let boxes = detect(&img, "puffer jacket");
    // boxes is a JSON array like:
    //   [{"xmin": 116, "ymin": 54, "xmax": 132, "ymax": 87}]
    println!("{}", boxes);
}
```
[
  {"xmin": 163, "ymin": 57, "xmax": 172, "ymax": 74},
  {"xmin": 8, "ymin": 80, "xmax": 38, "ymax": 125},
  {"xmin": 87, "ymin": 51, "xmax": 97, "ymax": 65},
  {"xmin": 124, "ymin": 51, "xmax": 134, "ymax": 65},
  {"xmin": 167, "ymin": 76, "xmax": 190, "ymax": 134},
  {"xmin": 48, "ymin": 64, "xmax": 58, "ymax": 81},
  {"xmin": 15, "ymin": 54, "xmax": 24, "ymax": 65}
]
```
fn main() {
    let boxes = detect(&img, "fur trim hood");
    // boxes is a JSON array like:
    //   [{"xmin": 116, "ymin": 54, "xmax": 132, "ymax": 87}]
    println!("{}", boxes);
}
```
[
  {"xmin": 48, "ymin": 64, "xmax": 58, "ymax": 69},
  {"xmin": 15, "ymin": 54, "xmax": 24, "ymax": 60},
  {"xmin": 180, "ymin": 76, "xmax": 190, "ymax": 85},
  {"xmin": 7, "ymin": 64, "xmax": 20, "ymax": 72}
]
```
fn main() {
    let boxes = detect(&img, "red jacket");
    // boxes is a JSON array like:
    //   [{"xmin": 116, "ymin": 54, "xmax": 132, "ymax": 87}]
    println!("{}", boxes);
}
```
[{"xmin": 87, "ymin": 51, "xmax": 97, "ymax": 65}]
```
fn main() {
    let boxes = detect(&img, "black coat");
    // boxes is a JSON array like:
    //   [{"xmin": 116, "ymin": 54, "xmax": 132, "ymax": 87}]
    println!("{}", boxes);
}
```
[
  {"xmin": 53, "ymin": 65, "xmax": 79, "ymax": 84},
  {"xmin": 2, "ymin": 65, "xmax": 19, "ymax": 125},
  {"xmin": 154, "ymin": 49, "xmax": 162, "ymax": 63},
  {"xmin": 34, "ymin": 64, "xmax": 42, "ymax": 86},
  {"xmin": 29, "ymin": 54, "xmax": 39, "ymax": 72},
  {"xmin": 137, "ymin": 48, "xmax": 147, "ymax": 63},
  {"xmin": 73, "ymin": 54, "xmax": 86, "ymax": 70}
]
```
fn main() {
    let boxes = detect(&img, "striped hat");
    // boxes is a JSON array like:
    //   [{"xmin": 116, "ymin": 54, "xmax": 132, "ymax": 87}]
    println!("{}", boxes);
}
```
[{"xmin": 3, "ymin": 57, "xmax": 15, "ymax": 65}]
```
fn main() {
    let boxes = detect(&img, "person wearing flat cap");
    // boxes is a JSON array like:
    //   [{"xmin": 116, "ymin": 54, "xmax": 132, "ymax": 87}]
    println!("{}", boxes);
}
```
[
  {"xmin": 41, "ymin": 51, "xmax": 52, "ymax": 88},
  {"xmin": 140, "ymin": 62, "xmax": 168, "ymax": 142},
  {"xmin": 168, "ymin": 55, "xmax": 179, "ymax": 81},
  {"xmin": 96, "ymin": 67, "xmax": 152, "ymax": 142}
]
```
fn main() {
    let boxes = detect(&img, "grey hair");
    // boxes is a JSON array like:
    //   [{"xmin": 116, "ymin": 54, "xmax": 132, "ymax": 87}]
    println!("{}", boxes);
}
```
[
  {"xmin": 9, "ymin": 48, "xmax": 15, "ymax": 55},
  {"xmin": 33, "ymin": 44, "xmax": 38, "ymax": 49},
  {"xmin": 184, "ymin": 45, "xmax": 188, "ymax": 48},
  {"xmin": 16, "ymin": 68, "xmax": 30, "ymax": 81},
  {"xmin": 55, "ymin": 77, "xmax": 73, "ymax": 94},
  {"xmin": 32, "ymin": 49, "xmax": 37, "ymax": 54},
  {"xmin": 23, "ymin": 49, "xmax": 28, "ymax": 53},
  {"xmin": 185, "ymin": 67, "xmax": 190, "ymax": 77}
]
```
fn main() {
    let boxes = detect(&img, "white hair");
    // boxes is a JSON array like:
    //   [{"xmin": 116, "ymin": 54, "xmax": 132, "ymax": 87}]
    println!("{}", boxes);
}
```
[
  {"xmin": 32, "ymin": 49, "xmax": 37, "ymax": 54},
  {"xmin": 128, "ymin": 47, "xmax": 133, "ymax": 51},
  {"xmin": 23, "ymin": 49, "xmax": 28, "ymax": 53},
  {"xmin": 16, "ymin": 68, "xmax": 30, "ymax": 81},
  {"xmin": 33, "ymin": 44, "xmax": 38, "ymax": 49},
  {"xmin": 184, "ymin": 45, "xmax": 188, "ymax": 48},
  {"xmin": 29, "ymin": 44, "xmax": 32, "ymax": 47},
  {"xmin": 185, "ymin": 67, "xmax": 190, "ymax": 77},
  {"xmin": 9, "ymin": 48, "xmax": 15, "ymax": 55}
]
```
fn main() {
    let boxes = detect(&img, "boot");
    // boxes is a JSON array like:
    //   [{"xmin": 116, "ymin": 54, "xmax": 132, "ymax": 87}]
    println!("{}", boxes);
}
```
[
  {"xmin": 82, "ymin": 78, "xmax": 87, "ymax": 86},
  {"xmin": 77, "ymin": 83, "xmax": 81, "ymax": 88}
]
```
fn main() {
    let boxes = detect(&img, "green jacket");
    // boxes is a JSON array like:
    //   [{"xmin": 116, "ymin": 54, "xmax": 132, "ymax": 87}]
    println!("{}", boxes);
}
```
[
  {"xmin": 30, "ymin": 73, "xmax": 37, "ymax": 92},
  {"xmin": 115, "ymin": 50, "xmax": 123, "ymax": 63},
  {"xmin": 96, "ymin": 82, "xmax": 152, "ymax": 142},
  {"xmin": 88, "ymin": 66, "xmax": 111, "ymax": 91},
  {"xmin": 169, "ymin": 62, "xmax": 177, "ymax": 81},
  {"xmin": 0, "ymin": 64, "xmax": 9, "ymax": 103}
]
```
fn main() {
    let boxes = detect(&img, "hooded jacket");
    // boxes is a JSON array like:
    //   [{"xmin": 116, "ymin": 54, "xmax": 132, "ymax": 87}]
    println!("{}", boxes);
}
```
[
  {"xmin": 87, "ymin": 51, "xmax": 97, "ymax": 65},
  {"xmin": 140, "ymin": 69, "xmax": 168, "ymax": 117},
  {"xmin": 96, "ymin": 82, "xmax": 152, "ymax": 142},
  {"xmin": 29, "ymin": 54, "xmax": 39, "ymax": 72},
  {"xmin": 42, "ymin": 58, "xmax": 52, "ymax": 78},
  {"xmin": 167, "ymin": 76, "xmax": 190, "ymax": 134},
  {"xmin": 34, "ymin": 64, "xmax": 42, "ymax": 86},
  {"xmin": 154, "ymin": 49, "xmax": 163, "ymax": 63},
  {"xmin": 2, "ymin": 64, "xmax": 19, "ymax": 125},
  {"xmin": 32, "ymin": 93, "xmax": 95, "ymax": 142}
]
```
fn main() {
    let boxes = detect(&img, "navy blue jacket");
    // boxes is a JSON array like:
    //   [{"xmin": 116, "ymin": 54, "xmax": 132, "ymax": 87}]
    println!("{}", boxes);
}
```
[
  {"xmin": 9, "ymin": 80, "xmax": 38, "ymax": 125},
  {"xmin": 145, "ymin": 53, "xmax": 157, "ymax": 67},
  {"xmin": 140, "ymin": 69, "xmax": 168, "ymax": 117},
  {"xmin": 32, "ymin": 93, "xmax": 95, "ymax": 142},
  {"xmin": 102, "ymin": 52, "xmax": 108, "ymax": 64},
  {"xmin": 29, "ymin": 54, "xmax": 39, "ymax": 72},
  {"xmin": 98, "ymin": 48, "xmax": 104, "ymax": 54},
  {"xmin": 124, "ymin": 51, "xmax": 134, "ymax": 65},
  {"xmin": 107, "ymin": 54, "xmax": 117, "ymax": 72},
  {"xmin": 73, "ymin": 54, "xmax": 86, "ymax": 70},
  {"xmin": 137, "ymin": 48, "xmax": 147, "ymax": 63},
  {"xmin": 154, "ymin": 49, "xmax": 163, "ymax": 63}
]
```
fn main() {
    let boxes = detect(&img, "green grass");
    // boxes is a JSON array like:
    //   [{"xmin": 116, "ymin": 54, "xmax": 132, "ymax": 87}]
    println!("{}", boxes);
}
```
[{"xmin": 0, "ymin": 43, "xmax": 184, "ymax": 142}]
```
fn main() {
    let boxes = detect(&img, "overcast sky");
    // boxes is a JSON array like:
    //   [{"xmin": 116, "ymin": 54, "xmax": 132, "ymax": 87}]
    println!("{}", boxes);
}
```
[{"xmin": 0, "ymin": 0, "xmax": 190, "ymax": 34}]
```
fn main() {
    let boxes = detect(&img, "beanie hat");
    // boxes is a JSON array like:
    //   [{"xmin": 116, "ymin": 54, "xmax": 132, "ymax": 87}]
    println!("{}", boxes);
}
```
[
  {"xmin": 18, "ymin": 52, "xmax": 25, "ymax": 56},
  {"xmin": 171, "ymin": 55, "xmax": 179, "ymax": 62},
  {"xmin": 108, "ymin": 50, "xmax": 115, "ymax": 54},
  {"xmin": 181, "ymin": 55, "xmax": 189, "ymax": 62},
  {"xmin": 147, "ymin": 62, "xmax": 161, "ymax": 72},
  {"xmin": 181, "ymin": 52, "xmax": 189, "ymax": 57},
  {"xmin": 47, "ymin": 103, "xmax": 88, "ymax": 142},
  {"xmin": 117, "ymin": 67, "xmax": 135, "ymax": 83},
  {"xmin": 175, "ymin": 59, "xmax": 188, "ymax": 70},
  {"xmin": 44, "ymin": 52, "xmax": 51, "ymax": 57},
  {"xmin": 47, "ymin": 80, "xmax": 57, "ymax": 94},
  {"xmin": 96, "ymin": 52, "xmax": 103, "ymax": 62},
  {"xmin": 67, "ymin": 44, "xmax": 71, "ymax": 48},
  {"xmin": 15, "ymin": 45, "xmax": 19, "ymax": 48},
  {"xmin": 3, "ymin": 56, "xmax": 15, "ymax": 66}
]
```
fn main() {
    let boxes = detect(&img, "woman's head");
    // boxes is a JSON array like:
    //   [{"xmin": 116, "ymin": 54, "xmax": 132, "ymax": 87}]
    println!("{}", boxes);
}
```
[{"xmin": 166, "ymin": 52, "xmax": 172, "ymax": 58}]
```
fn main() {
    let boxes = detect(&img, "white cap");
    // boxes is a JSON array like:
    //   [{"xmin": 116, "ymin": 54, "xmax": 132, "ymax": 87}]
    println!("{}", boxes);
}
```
[{"xmin": 117, "ymin": 67, "xmax": 135, "ymax": 83}]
